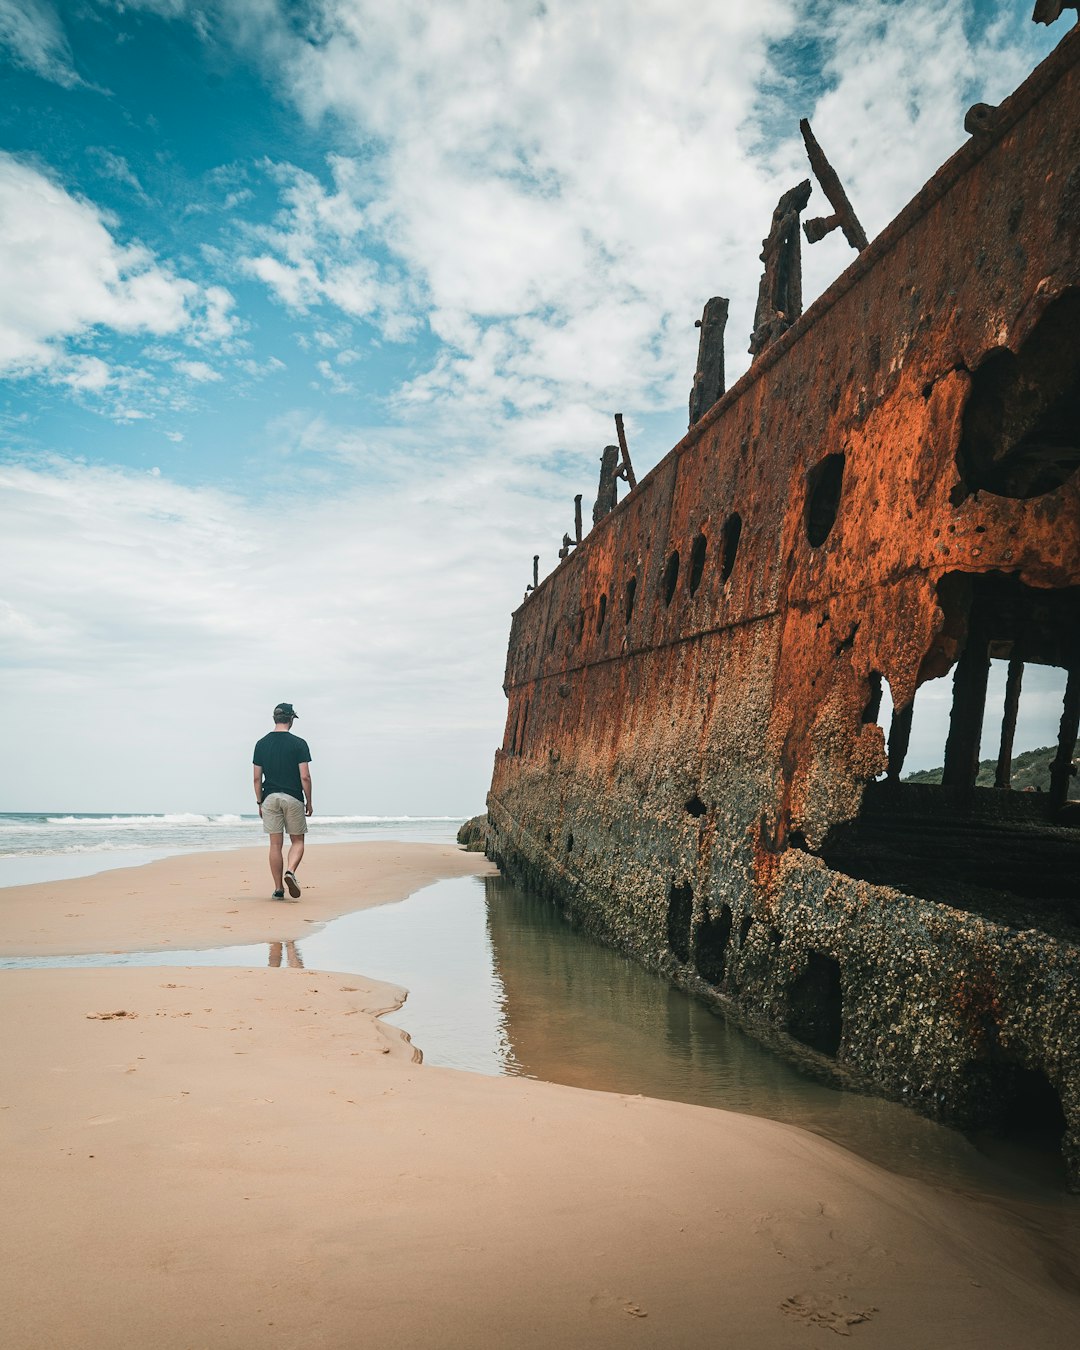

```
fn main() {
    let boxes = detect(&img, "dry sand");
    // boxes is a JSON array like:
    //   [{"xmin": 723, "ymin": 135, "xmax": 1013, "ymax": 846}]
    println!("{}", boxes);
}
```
[{"xmin": 1, "ymin": 844, "xmax": 1078, "ymax": 1349}]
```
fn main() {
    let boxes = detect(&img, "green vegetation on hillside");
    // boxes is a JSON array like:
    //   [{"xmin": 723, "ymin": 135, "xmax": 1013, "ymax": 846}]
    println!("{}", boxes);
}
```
[{"xmin": 904, "ymin": 740, "xmax": 1078, "ymax": 792}]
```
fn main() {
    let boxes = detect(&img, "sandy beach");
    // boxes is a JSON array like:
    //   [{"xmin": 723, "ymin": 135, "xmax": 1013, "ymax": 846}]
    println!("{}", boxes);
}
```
[{"xmin": 1, "ymin": 844, "xmax": 1078, "ymax": 1349}]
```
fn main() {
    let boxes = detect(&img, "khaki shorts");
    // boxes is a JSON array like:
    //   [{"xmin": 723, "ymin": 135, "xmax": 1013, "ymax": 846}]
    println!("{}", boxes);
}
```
[{"xmin": 262, "ymin": 792, "xmax": 307, "ymax": 835}]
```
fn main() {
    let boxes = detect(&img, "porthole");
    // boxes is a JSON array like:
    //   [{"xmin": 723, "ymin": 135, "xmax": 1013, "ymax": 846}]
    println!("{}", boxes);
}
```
[
  {"xmin": 955, "ymin": 291, "xmax": 1080, "ymax": 500},
  {"xmin": 806, "ymin": 454, "xmax": 845, "ymax": 547},
  {"xmin": 662, "ymin": 550, "xmax": 680, "ymax": 606},
  {"xmin": 688, "ymin": 532, "xmax": 707, "ymax": 597},
  {"xmin": 721, "ymin": 512, "xmax": 742, "ymax": 580},
  {"xmin": 624, "ymin": 576, "xmax": 637, "ymax": 623}
]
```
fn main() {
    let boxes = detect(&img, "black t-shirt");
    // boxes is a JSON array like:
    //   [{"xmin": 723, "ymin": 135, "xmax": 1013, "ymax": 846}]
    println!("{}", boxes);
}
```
[{"xmin": 253, "ymin": 731, "xmax": 312, "ymax": 804}]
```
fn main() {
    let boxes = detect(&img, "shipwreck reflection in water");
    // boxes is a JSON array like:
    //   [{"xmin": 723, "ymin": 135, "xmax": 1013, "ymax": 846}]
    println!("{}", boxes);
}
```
[{"xmin": 474, "ymin": 874, "xmax": 1046, "ymax": 1192}]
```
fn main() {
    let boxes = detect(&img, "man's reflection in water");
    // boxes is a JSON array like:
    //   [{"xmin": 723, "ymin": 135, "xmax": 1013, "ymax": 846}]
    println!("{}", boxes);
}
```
[{"xmin": 268, "ymin": 940, "xmax": 305, "ymax": 968}]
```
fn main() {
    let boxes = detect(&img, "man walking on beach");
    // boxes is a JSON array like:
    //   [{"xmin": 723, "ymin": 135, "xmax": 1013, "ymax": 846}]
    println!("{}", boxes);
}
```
[{"xmin": 253, "ymin": 702, "xmax": 312, "ymax": 901}]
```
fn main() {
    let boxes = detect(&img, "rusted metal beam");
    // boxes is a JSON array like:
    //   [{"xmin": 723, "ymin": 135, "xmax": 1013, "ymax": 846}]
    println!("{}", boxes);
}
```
[
  {"xmin": 942, "ymin": 630, "xmax": 991, "ymax": 790},
  {"xmin": 613, "ymin": 414, "xmax": 637, "ymax": 490},
  {"xmin": 994, "ymin": 656, "xmax": 1024, "ymax": 788},
  {"xmin": 688, "ymin": 297, "xmax": 730, "ymax": 427},
  {"xmin": 559, "ymin": 497, "xmax": 583, "ymax": 559},
  {"xmin": 886, "ymin": 703, "xmax": 914, "ymax": 783},
  {"xmin": 1049, "ymin": 667, "xmax": 1080, "ymax": 808},
  {"xmin": 1033, "ymin": 1, "xmax": 1077, "ymax": 26},
  {"xmin": 592, "ymin": 445, "xmax": 620, "ymax": 524},
  {"xmin": 799, "ymin": 120, "xmax": 869, "ymax": 252},
  {"xmin": 964, "ymin": 102, "xmax": 999, "ymax": 136},
  {"xmin": 749, "ymin": 179, "xmax": 811, "ymax": 358}
]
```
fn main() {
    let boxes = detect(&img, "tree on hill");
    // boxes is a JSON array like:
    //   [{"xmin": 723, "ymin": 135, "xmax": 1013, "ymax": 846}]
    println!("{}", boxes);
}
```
[{"xmin": 904, "ymin": 740, "xmax": 1079, "ymax": 793}]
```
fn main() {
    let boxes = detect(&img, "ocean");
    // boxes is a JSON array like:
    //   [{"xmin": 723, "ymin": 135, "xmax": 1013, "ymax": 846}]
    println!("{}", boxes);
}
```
[{"xmin": 0, "ymin": 811, "xmax": 467, "ymax": 888}]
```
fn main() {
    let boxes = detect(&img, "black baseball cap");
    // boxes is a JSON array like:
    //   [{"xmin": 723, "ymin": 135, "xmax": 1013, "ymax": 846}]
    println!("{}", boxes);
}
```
[{"xmin": 273, "ymin": 702, "xmax": 299, "ymax": 720}]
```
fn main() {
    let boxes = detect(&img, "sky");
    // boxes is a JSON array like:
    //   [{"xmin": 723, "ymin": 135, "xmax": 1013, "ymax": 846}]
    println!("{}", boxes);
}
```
[{"xmin": 0, "ymin": 0, "xmax": 1071, "ymax": 815}]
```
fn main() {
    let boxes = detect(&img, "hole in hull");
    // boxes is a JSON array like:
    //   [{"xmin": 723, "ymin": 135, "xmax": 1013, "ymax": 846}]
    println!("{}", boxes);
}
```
[
  {"xmin": 689, "ymin": 532, "xmax": 707, "ymax": 596},
  {"xmin": 663, "ymin": 550, "xmax": 680, "ymax": 606},
  {"xmin": 805, "ymin": 453, "xmax": 845, "ymax": 547},
  {"xmin": 694, "ymin": 903, "xmax": 732, "ymax": 985},
  {"xmin": 667, "ymin": 881, "xmax": 693, "ymax": 963},
  {"xmin": 823, "ymin": 573, "xmax": 1080, "ymax": 936},
  {"xmin": 721, "ymin": 513, "xmax": 742, "ymax": 581},
  {"xmin": 788, "ymin": 951, "xmax": 843, "ymax": 1057},
  {"xmin": 968, "ymin": 1063, "xmax": 1068, "ymax": 1182},
  {"xmin": 956, "ymin": 291, "xmax": 1080, "ymax": 500}
]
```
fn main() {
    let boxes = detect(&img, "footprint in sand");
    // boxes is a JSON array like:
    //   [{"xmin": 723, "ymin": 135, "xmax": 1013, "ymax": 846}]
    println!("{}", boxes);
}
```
[
  {"xmin": 779, "ymin": 1293, "xmax": 877, "ymax": 1336},
  {"xmin": 588, "ymin": 1293, "xmax": 649, "ymax": 1320}
]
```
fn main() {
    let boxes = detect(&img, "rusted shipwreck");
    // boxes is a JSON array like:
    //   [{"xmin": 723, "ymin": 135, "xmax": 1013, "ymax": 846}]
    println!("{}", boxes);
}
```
[{"xmin": 482, "ymin": 21, "xmax": 1080, "ymax": 1181}]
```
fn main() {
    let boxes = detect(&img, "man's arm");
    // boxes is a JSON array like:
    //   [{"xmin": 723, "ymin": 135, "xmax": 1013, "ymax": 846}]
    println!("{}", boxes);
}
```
[
  {"xmin": 300, "ymin": 763, "xmax": 313, "ymax": 817},
  {"xmin": 253, "ymin": 765, "xmax": 264, "ymax": 816}
]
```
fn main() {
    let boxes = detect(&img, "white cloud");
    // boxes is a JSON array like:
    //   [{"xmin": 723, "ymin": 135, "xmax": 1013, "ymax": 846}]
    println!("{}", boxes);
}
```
[
  {"xmin": 315, "ymin": 358, "xmax": 354, "ymax": 395},
  {"xmin": 175, "ymin": 358, "xmax": 221, "ymax": 382},
  {"xmin": 0, "ymin": 0, "xmax": 80, "ymax": 87},
  {"xmin": 190, "ymin": 284, "xmax": 239, "ymax": 343},
  {"xmin": 87, "ymin": 147, "xmax": 150, "ymax": 201},
  {"xmin": 239, "ymin": 157, "xmax": 418, "ymax": 339},
  {"xmin": 222, "ymin": 187, "xmax": 254, "ymax": 211},
  {"xmin": 237, "ymin": 353, "xmax": 285, "ymax": 378},
  {"xmin": 0, "ymin": 153, "xmax": 226, "ymax": 375},
  {"xmin": 58, "ymin": 354, "xmax": 113, "ymax": 393}
]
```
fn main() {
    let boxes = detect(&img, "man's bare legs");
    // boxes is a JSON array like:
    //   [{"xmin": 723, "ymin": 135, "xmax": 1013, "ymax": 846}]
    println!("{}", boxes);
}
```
[
  {"xmin": 268, "ymin": 832, "xmax": 285, "ymax": 892},
  {"xmin": 269, "ymin": 833, "xmax": 305, "ymax": 897},
  {"xmin": 286, "ymin": 834, "xmax": 305, "ymax": 875},
  {"xmin": 282, "ymin": 834, "xmax": 305, "ymax": 898}
]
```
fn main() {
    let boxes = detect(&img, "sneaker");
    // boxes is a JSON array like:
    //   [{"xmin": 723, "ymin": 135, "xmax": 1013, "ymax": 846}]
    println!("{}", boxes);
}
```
[
  {"xmin": 271, "ymin": 890, "xmax": 286, "ymax": 901},
  {"xmin": 284, "ymin": 870, "xmax": 301, "ymax": 899}
]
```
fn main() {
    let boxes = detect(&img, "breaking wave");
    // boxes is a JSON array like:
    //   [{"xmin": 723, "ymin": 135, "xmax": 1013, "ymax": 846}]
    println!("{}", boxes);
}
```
[
  {"xmin": 43, "ymin": 813, "xmax": 245, "ymax": 827},
  {"xmin": 0, "ymin": 811, "xmax": 468, "ymax": 868}
]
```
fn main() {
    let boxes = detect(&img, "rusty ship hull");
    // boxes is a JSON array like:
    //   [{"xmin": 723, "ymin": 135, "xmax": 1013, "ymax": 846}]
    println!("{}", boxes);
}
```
[{"xmin": 484, "ymin": 26, "xmax": 1080, "ymax": 1181}]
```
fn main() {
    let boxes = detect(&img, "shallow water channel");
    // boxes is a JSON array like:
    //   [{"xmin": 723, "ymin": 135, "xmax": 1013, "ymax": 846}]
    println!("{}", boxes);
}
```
[{"xmin": 6, "ymin": 871, "xmax": 1080, "ymax": 1234}]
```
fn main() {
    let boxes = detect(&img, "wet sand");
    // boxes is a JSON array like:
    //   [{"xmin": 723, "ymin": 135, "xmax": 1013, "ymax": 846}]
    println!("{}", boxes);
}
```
[
  {"xmin": 0, "ymin": 841, "xmax": 496, "ymax": 956},
  {"xmin": 1, "ymin": 845, "xmax": 1078, "ymax": 1348}
]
